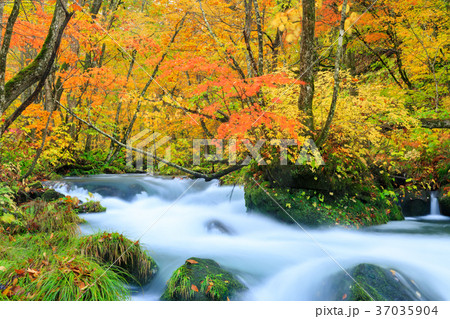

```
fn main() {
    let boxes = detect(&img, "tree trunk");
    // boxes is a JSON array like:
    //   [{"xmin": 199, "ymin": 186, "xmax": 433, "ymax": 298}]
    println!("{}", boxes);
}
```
[
  {"xmin": 316, "ymin": 0, "xmax": 348, "ymax": 147},
  {"xmin": 420, "ymin": 118, "xmax": 450, "ymax": 129},
  {"xmin": 297, "ymin": 0, "xmax": 316, "ymax": 133},
  {"xmin": 252, "ymin": 0, "xmax": 264, "ymax": 75}
]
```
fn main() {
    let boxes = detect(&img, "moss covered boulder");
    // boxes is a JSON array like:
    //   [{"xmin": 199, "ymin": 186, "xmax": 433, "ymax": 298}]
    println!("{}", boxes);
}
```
[
  {"xmin": 78, "ymin": 232, "xmax": 158, "ymax": 285},
  {"xmin": 41, "ymin": 189, "xmax": 65, "ymax": 202},
  {"xmin": 439, "ymin": 195, "xmax": 450, "ymax": 217},
  {"xmin": 161, "ymin": 258, "xmax": 247, "ymax": 301},
  {"xmin": 75, "ymin": 200, "xmax": 106, "ymax": 214},
  {"xmin": 318, "ymin": 263, "xmax": 435, "ymax": 301},
  {"xmin": 245, "ymin": 182, "xmax": 403, "ymax": 227}
]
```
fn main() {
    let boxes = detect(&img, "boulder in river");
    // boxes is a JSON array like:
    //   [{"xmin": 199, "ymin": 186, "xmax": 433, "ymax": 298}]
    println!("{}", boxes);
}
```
[
  {"xmin": 318, "ymin": 263, "xmax": 436, "ymax": 301},
  {"xmin": 161, "ymin": 257, "xmax": 247, "ymax": 301},
  {"xmin": 205, "ymin": 219, "xmax": 235, "ymax": 235}
]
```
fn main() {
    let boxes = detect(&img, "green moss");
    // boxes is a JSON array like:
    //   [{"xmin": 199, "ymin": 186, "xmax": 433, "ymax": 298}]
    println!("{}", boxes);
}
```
[
  {"xmin": 41, "ymin": 189, "xmax": 65, "ymax": 202},
  {"xmin": 318, "ymin": 263, "xmax": 434, "ymax": 301},
  {"xmin": 75, "ymin": 200, "xmax": 106, "ymax": 213},
  {"xmin": 161, "ymin": 258, "xmax": 247, "ymax": 301},
  {"xmin": 244, "ymin": 182, "xmax": 403, "ymax": 227},
  {"xmin": 78, "ymin": 232, "xmax": 158, "ymax": 285}
]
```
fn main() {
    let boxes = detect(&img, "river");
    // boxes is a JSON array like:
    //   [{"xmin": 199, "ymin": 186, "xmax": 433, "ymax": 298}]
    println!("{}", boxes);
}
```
[{"xmin": 52, "ymin": 174, "xmax": 450, "ymax": 301}]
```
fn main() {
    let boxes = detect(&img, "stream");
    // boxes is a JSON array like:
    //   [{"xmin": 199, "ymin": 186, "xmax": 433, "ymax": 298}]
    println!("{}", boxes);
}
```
[{"xmin": 52, "ymin": 174, "xmax": 450, "ymax": 301}]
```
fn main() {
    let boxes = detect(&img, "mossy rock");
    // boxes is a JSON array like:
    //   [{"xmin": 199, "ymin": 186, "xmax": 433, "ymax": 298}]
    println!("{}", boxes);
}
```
[
  {"xmin": 78, "ymin": 232, "xmax": 158, "ymax": 285},
  {"xmin": 318, "ymin": 263, "xmax": 434, "ymax": 301},
  {"xmin": 28, "ymin": 181, "xmax": 44, "ymax": 189},
  {"xmin": 397, "ymin": 189, "xmax": 430, "ymax": 217},
  {"xmin": 75, "ymin": 200, "xmax": 106, "ymax": 213},
  {"xmin": 41, "ymin": 189, "xmax": 65, "ymax": 202},
  {"xmin": 439, "ymin": 195, "xmax": 450, "ymax": 217},
  {"xmin": 161, "ymin": 257, "xmax": 247, "ymax": 301},
  {"xmin": 244, "ymin": 183, "xmax": 330, "ymax": 226},
  {"xmin": 244, "ymin": 182, "xmax": 402, "ymax": 227}
]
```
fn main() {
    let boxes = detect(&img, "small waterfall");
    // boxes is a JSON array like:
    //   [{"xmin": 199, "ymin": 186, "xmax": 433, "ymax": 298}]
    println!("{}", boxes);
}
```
[{"xmin": 430, "ymin": 191, "xmax": 441, "ymax": 215}]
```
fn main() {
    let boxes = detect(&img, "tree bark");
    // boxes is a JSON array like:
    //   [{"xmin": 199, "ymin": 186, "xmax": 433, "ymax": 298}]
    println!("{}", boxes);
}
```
[
  {"xmin": 0, "ymin": 0, "xmax": 21, "ymax": 112},
  {"xmin": 252, "ymin": 0, "xmax": 264, "ymax": 75},
  {"xmin": 297, "ymin": 0, "xmax": 315, "ymax": 133}
]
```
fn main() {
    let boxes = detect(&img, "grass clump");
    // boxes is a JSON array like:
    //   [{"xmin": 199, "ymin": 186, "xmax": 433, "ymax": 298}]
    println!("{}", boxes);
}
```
[
  {"xmin": 0, "ymin": 232, "xmax": 129, "ymax": 301},
  {"xmin": 20, "ymin": 200, "xmax": 84, "ymax": 235},
  {"xmin": 78, "ymin": 232, "xmax": 158, "ymax": 285}
]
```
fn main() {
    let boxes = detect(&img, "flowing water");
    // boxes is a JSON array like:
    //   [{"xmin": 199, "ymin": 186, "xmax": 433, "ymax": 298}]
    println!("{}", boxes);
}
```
[
  {"xmin": 430, "ymin": 190, "xmax": 441, "ymax": 216},
  {"xmin": 52, "ymin": 175, "xmax": 450, "ymax": 301}
]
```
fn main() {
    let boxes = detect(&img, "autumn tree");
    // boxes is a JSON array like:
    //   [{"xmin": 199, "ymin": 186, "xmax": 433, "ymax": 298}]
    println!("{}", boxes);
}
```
[{"xmin": 0, "ymin": 0, "xmax": 73, "ymax": 136}]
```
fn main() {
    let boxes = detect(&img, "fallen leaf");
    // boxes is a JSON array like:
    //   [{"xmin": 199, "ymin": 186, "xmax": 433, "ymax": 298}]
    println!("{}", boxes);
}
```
[
  {"xmin": 50, "ymin": 233, "xmax": 54, "ymax": 239},
  {"xmin": 26, "ymin": 268, "xmax": 40, "ymax": 277},
  {"xmin": 2, "ymin": 286, "xmax": 11, "ymax": 296},
  {"xmin": 71, "ymin": 267, "xmax": 81, "ymax": 274},
  {"xmin": 205, "ymin": 286, "xmax": 211, "ymax": 293},
  {"xmin": 0, "ymin": 266, "xmax": 6, "ymax": 272},
  {"xmin": 11, "ymin": 286, "xmax": 24, "ymax": 295},
  {"xmin": 191, "ymin": 284, "xmax": 199, "ymax": 292},
  {"xmin": 14, "ymin": 269, "xmax": 25, "ymax": 276},
  {"xmin": 186, "ymin": 259, "xmax": 198, "ymax": 264},
  {"xmin": 12, "ymin": 278, "xmax": 18, "ymax": 286}
]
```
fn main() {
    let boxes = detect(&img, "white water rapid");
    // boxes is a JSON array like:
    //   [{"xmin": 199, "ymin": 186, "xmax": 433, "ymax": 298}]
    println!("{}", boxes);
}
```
[{"xmin": 53, "ymin": 175, "xmax": 450, "ymax": 301}]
